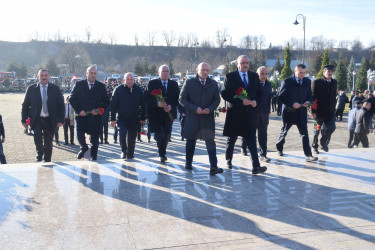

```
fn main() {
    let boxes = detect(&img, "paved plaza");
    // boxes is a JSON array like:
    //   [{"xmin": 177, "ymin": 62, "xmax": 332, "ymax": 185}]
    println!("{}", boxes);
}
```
[{"xmin": 1, "ymin": 93, "xmax": 375, "ymax": 249}]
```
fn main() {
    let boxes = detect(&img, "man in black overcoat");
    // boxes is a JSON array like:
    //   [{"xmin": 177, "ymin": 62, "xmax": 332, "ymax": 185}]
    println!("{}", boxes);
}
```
[
  {"xmin": 69, "ymin": 66, "xmax": 110, "ymax": 161},
  {"xmin": 21, "ymin": 69, "xmax": 64, "ymax": 162},
  {"xmin": 110, "ymin": 73, "xmax": 145, "ymax": 159},
  {"xmin": 221, "ymin": 55, "xmax": 267, "ymax": 174},
  {"xmin": 145, "ymin": 65, "xmax": 179, "ymax": 162},
  {"xmin": 275, "ymin": 64, "xmax": 317, "ymax": 162},
  {"xmin": 311, "ymin": 65, "xmax": 337, "ymax": 153}
]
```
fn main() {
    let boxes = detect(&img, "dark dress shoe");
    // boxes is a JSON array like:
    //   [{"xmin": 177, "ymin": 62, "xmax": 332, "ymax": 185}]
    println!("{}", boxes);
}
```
[
  {"xmin": 306, "ymin": 156, "xmax": 318, "ymax": 162},
  {"xmin": 99, "ymin": 141, "xmax": 103, "ymax": 144},
  {"xmin": 55, "ymin": 141, "xmax": 60, "ymax": 146},
  {"xmin": 277, "ymin": 151, "xmax": 284, "ymax": 156},
  {"xmin": 90, "ymin": 157, "xmax": 97, "ymax": 161},
  {"xmin": 226, "ymin": 160, "xmax": 232, "ymax": 169},
  {"xmin": 313, "ymin": 148, "xmax": 319, "ymax": 154},
  {"xmin": 241, "ymin": 149, "xmax": 248, "ymax": 156},
  {"xmin": 114, "ymin": 140, "xmax": 117, "ymax": 143},
  {"xmin": 185, "ymin": 163, "xmax": 193, "ymax": 170},
  {"xmin": 252, "ymin": 166, "xmax": 267, "ymax": 175},
  {"xmin": 36, "ymin": 154, "xmax": 43, "ymax": 162},
  {"xmin": 121, "ymin": 153, "xmax": 126, "ymax": 159},
  {"xmin": 321, "ymin": 146, "xmax": 329, "ymax": 152},
  {"xmin": 64, "ymin": 142, "xmax": 69, "ymax": 145},
  {"xmin": 127, "ymin": 156, "xmax": 134, "ymax": 160},
  {"xmin": 71, "ymin": 142, "xmax": 75, "ymax": 145},
  {"xmin": 259, "ymin": 155, "xmax": 271, "ymax": 162},
  {"xmin": 44, "ymin": 159, "xmax": 51, "ymax": 163},
  {"xmin": 77, "ymin": 149, "xmax": 88, "ymax": 159},
  {"xmin": 160, "ymin": 156, "xmax": 167, "ymax": 163},
  {"xmin": 105, "ymin": 141, "xmax": 109, "ymax": 144},
  {"xmin": 210, "ymin": 167, "xmax": 224, "ymax": 175}
]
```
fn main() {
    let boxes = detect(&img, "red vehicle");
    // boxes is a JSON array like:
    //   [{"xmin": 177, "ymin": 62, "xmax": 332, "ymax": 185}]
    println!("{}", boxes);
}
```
[{"xmin": 0, "ymin": 72, "xmax": 16, "ymax": 91}]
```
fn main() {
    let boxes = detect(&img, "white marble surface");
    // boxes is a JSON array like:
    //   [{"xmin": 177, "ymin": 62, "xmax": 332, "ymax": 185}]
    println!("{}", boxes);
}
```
[{"xmin": 1, "ymin": 148, "xmax": 375, "ymax": 249}]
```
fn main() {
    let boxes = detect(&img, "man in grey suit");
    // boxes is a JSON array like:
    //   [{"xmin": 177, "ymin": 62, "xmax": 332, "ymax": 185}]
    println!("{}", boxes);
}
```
[{"xmin": 179, "ymin": 62, "xmax": 223, "ymax": 175}]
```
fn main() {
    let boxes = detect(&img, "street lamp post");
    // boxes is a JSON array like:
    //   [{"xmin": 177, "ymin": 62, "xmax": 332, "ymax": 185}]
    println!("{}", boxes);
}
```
[
  {"xmin": 293, "ymin": 14, "xmax": 306, "ymax": 64},
  {"xmin": 352, "ymin": 71, "xmax": 356, "ymax": 91}
]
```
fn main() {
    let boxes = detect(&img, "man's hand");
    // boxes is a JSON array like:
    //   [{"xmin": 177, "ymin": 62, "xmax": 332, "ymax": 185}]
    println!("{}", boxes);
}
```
[
  {"xmin": 57, "ymin": 123, "xmax": 63, "ymax": 127},
  {"xmin": 311, "ymin": 113, "xmax": 316, "ymax": 119},
  {"xmin": 140, "ymin": 120, "xmax": 145, "ymax": 125},
  {"xmin": 79, "ymin": 110, "xmax": 86, "ymax": 116},
  {"xmin": 182, "ymin": 113, "xmax": 186, "ymax": 117},
  {"xmin": 243, "ymin": 99, "xmax": 252, "ymax": 106},
  {"xmin": 164, "ymin": 105, "xmax": 172, "ymax": 112},
  {"xmin": 293, "ymin": 102, "xmax": 301, "ymax": 109},
  {"xmin": 250, "ymin": 100, "xmax": 257, "ymax": 108},
  {"xmin": 1, "ymin": 138, "xmax": 4, "ymax": 143},
  {"xmin": 196, "ymin": 107, "xmax": 203, "ymax": 114},
  {"xmin": 202, "ymin": 108, "xmax": 210, "ymax": 114},
  {"xmin": 91, "ymin": 109, "xmax": 98, "ymax": 115},
  {"xmin": 111, "ymin": 121, "xmax": 116, "ymax": 128},
  {"xmin": 158, "ymin": 101, "xmax": 167, "ymax": 108},
  {"xmin": 22, "ymin": 123, "xmax": 27, "ymax": 128},
  {"xmin": 302, "ymin": 101, "xmax": 310, "ymax": 108}
]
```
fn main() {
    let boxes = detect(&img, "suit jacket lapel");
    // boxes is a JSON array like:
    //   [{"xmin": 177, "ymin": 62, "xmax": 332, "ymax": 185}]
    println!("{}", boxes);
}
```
[{"xmin": 234, "ymin": 71, "xmax": 246, "ymax": 90}]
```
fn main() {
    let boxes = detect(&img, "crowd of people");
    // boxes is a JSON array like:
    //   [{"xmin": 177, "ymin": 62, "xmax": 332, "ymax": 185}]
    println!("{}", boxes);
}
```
[{"xmin": 2, "ymin": 54, "xmax": 372, "ymax": 174}]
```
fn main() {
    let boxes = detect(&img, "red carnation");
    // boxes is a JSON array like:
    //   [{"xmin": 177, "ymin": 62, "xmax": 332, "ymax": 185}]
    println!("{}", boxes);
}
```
[
  {"xmin": 236, "ymin": 87, "xmax": 244, "ymax": 95},
  {"xmin": 222, "ymin": 107, "xmax": 226, "ymax": 113},
  {"xmin": 157, "ymin": 89, "xmax": 162, "ymax": 95},
  {"xmin": 315, "ymin": 124, "xmax": 321, "ymax": 131},
  {"xmin": 98, "ymin": 108, "xmax": 105, "ymax": 116}
]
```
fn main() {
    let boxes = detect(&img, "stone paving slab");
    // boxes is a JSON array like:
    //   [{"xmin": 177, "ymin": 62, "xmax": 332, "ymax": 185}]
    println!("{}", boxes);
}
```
[
  {"xmin": 1, "ymin": 93, "xmax": 374, "ymax": 164},
  {"xmin": 0, "ymin": 148, "xmax": 375, "ymax": 249}
]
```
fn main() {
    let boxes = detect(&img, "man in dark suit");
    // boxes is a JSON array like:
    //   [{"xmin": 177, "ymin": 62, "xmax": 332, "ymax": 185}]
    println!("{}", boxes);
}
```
[
  {"xmin": 275, "ymin": 64, "xmax": 317, "ymax": 162},
  {"xmin": 311, "ymin": 65, "xmax": 337, "ymax": 154},
  {"xmin": 69, "ymin": 66, "xmax": 110, "ymax": 161},
  {"xmin": 256, "ymin": 66, "xmax": 272, "ymax": 162},
  {"xmin": 180, "ymin": 62, "xmax": 223, "ymax": 175},
  {"xmin": 221, "ymin": 55, "xmax": 267, "ymax": 174},
  {"xmin": 353, "ymin": 99, "xmax": 371, "ymax": 148},
  {"xmin": 145, "ymin": 65, "xmax": 179, "ymax": 162},
  {"xmin": 63, "ymin": 96, "xmax": 75, "ymax": 145},
  {"xmin": 21, "ymin": 69, "xmax": 64, "ymax": 162},
  {"xmin": 110, "ymin": 73, "xmax": 145, "ymax": 159}
]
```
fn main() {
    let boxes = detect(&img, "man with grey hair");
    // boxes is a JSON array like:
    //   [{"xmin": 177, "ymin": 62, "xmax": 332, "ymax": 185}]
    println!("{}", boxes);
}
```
[
  {"xmin": 145, "ymin": 64, "xmax": 179, "ymax": 162},
  {"xmin": 256, "ymin": 66, "xmax": 272, "ymax": 162},
  {"xmin": 22, "ymin": 69, "xmax": 65, "ymax": 162},
  {"xmin": 69, "ymin": 65, "xmax": 110, "ymax": 161},
  {"xmin": 110, "ymin": 73, "xmax": 145, "ymax": 159},
  {"xmin": 221, "ymin": 55, "xmax": 267, "ymax": 174},
  {"xmin": 180, "ymin": 62, "xmax": 223, "ymax": 175}
]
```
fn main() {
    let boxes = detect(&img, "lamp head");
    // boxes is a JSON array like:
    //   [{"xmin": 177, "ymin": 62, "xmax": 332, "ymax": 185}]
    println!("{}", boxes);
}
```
[{"xmin": 293, "ymin": 20, "xmax": 299, "ymax": 25}]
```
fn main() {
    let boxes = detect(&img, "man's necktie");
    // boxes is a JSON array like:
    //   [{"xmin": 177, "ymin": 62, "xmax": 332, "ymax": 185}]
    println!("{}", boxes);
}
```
[
  {"xmin": 243, "ymin": 74, "xmax": 248, "ymax": 88},
  {"xmin": 89, "ymin": 83, "xmax": 94, "ymax": 90},
  {"xmin": 298, "ymin": 79, "xmax": 302, "ymax": 85},
  {"xmin": 42, "ymin": 86, "xmax": 48, "ymax": 114},
  {"xmin": 201, "ymin": 80, "xmax": 205, "ymax": 86},
  {"xmin": 163, "ymin": 82, "xmax": 167, "ymax": 94},
  {"xmin": 66, "ymin": 103, "xmax": 70, "ymax": 117}
]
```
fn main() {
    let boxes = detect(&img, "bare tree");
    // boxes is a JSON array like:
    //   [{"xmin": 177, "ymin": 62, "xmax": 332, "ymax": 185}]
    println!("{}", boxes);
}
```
[
  {"xmin": 215, "ymin": 28, "xmax": 229, "ymax": 48},
  {"xmin": 337, "ymin": 40, "xmax": 350, "ymax": 49},
  {"xmin": 134, "ymin": 33, "xmax": 139, "ymax": 46},
  {"xmin": 57, "ymin": 43, "xmax": 91, "ymax": 74},
  {"xmin": 351, "ymin": 38, "xmax": 363, "ymax": 51},
  {"xmin": 85, "ymin": 26, "xmax": 92, "ymax": 43},
  {"xmin": 238, "ymin": 35, "xmax": 253, "ymax": 49},
  {"xmin": 162, "ymin": 30, "xmax": 176, "ymax": 47},
  {"xmin": 144, "ymin": 31, "xmax": 157, "ymax": 46},
  {"xmin": 310, "ymin": 35, "xmax": 326, "ymax": 51},
  {"xmin": 177, "ymin": 34, "xmax": 185, "ymax": 47},
  {"xmin": 108, "ymin": 32, "xmax": 117, "ymax": 45}
]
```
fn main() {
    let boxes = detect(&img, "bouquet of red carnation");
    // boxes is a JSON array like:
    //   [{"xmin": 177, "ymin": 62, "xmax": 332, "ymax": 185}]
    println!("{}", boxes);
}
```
[
  {"xmin": 151, "ymin": 89, "xmax": 173, "ymax": 120},
  {"xmin": 26, "ymin": 118, "xmax": 31, "ymax": 126},
  {"xmin": 286, "ymin": 100, "xmax": 314, "ymax": 112},
  {"xmin": 315, "ymin": 124, "xmax": 321, "ymax": 131},
  {"xmin": 73, "ymin": 107, "xmax": 105, "ymax": 117},
  {"xmin": 140, "ymin": 125, "xmax": 147, "ymax": 135},
  {"xmin": 310, "ymin": 99, "xmax": 318, "ymax": 111},
  {"xmin": 214, "ymin": 107, "xmax": 226, "ymax": 117},
  {"xmin": 234, "ymin": 87, "xmax": 248, "ymax": 100}
]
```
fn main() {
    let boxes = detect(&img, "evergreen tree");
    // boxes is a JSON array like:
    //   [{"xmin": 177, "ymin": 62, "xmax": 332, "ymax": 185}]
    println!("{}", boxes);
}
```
[
  {"xmin": 150, "ymin": 64, "xmax": 157, "ymax": 75},
  {"xmin": 370, "ymin": 53, "xmax": 375, "ymax": 70},
  {"xmin": 334, "ymin": 53, "xmax": 347, "ymax": 90},
  {"xmin": 310, "ymin": 54, "xmax": 323, "ymax": 76},
  {"xmin": 7, "ymin": 61, "xmax": 18, "ymax": 73},
  {"xmin": 134, "ymin": 59, "xmax": 143, "ymax": 76},
  {"xmin": 317, "ymin": 49, "xmax": 330, "ymax": 78},
  {"xmin": 143, "ymin": 57, "xmax": 149, "ymax": 75},
  {"xmin": 273, "ymin": 58, "xmax": 282, "ymax": 74},
  {"xmin": 45, "ymin": 57, "xmax": 60, "ymax": 76},
  {"xmin": 18, "ymin": 62, "xmax": 28, "ymax": 78},
  {"xmin": 347, "ymin": 56, "xmax": 355, "ymax": 90},
  {"xmin": 329, "ymin": 59, "xmax": 337, "ymax": 68},
  {"xmin": 355, "ymin": 57, "xmax": 370, "ymax": 91},
  {"xmin": 168, "ymin": 58, "xmax": 175, "ymax": 75},
  {"xmin": 279, "ymin": 43, "xmax": 293, "ymax": 82},
  {"xmin": 222, "ymin": 57, "xmax": 231, "ymax": 75}
]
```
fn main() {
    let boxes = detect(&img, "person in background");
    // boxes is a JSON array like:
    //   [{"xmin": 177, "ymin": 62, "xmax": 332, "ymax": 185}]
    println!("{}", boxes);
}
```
[
  {"xmin": 347, "ymin": 100, "xmax": 362, "ymax": 148},
  {"xmin": 63, "ymin": 96, "xmax": 75, "ymax": 145},
  {"xmin": 177, "ymin": 103, "xmax": 186, "ymax": 141},
  {"xmin": 353, "ymin": 99, "xmax": 371, "ymax": 148},
  {"xmin": 100, "ymin": 106, "xmax": 110, "ymax": 144},
  {"xmin": 335, "ymin": 90, "xmax": 349, "ymax": 121},
  {"xmin": 0, "ymin": 114, "xmax": 7, "ymax": 164}
]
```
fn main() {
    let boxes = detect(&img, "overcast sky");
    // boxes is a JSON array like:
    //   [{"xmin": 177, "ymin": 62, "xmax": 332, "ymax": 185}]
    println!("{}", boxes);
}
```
[{"xmin": 2, "ymin": 0, "xmax": 374, "ymax": 47}]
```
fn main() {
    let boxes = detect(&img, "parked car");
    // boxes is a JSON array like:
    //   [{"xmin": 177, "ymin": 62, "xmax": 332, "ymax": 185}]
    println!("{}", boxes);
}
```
[
  {"xmin": 11, "ymin": 78, "xmax": 27, "ymax": 92},
  {"xmin": 138, "ymin": 76, "xmax": 150, "ymax": 87}
]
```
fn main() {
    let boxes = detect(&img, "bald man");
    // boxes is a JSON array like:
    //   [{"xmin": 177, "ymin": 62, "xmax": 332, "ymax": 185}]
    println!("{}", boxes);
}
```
[
  {"xmin": 180, "ymin": 62, "xmax": 223, "ymax": 175},
  {"xmin": 110, "ymin": 73, "xmax": 145, "ymax": 159}
]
